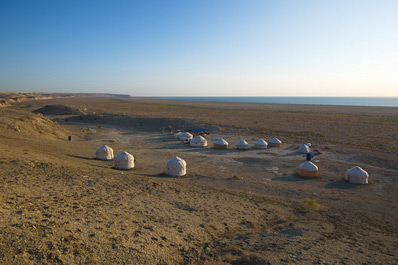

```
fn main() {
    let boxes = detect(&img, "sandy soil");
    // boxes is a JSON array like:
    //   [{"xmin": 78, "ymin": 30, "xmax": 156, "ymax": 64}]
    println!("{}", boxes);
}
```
[
  {"xmin": 1, "ymin": 95, "xmax": 397, "ymax": 264},
  {"xmin": 126, "ymin": 97, "xmax": 398, "ymax": 117}
]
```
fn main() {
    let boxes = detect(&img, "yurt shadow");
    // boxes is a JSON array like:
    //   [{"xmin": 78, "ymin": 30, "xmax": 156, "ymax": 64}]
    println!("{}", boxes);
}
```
[
  {"xmin": 277, "ymin": 152, "xmax": 305, "ymax": 158},
  {"xmin": 227, "ymin": 148, "xmax": 254, "ymax": 153},
  {"xmin": 179, "ymin": 148, "xmax": 240, "ymax": 154},
  {"xmin": 180, "ymin": 148, "xmax": 213, "ymax": 154},
  {"xmin": 66, "ymin": 154, "xmax": 95, "ymax": 161},
  {"xmin": 208, "ymin": 149, "xmax": 232, "ymax": 155},
  {"xmin": 137, "ymin": 172, "xmax": 196, "ymax": 178},
  {"xmin": 152, "ymin": 143, "xmax": 188, "ymax": 150},
  {"xmin": 256, "ymin": 151, "xmax": 278, "ymax": 156},
  {"xmin": 324, "ymin": 180, "xmax": 361, "ymax": 189},
  {"xmin": 136, "ymin": 173, "xmax": 169, "ymax": 178},
  {"xmin": 88, "ymin": 163, "xmax": 113, "ymax": 169},
  {"xmin": 272, "ymin": 174, "xmax": 309, "ymax": 182}
]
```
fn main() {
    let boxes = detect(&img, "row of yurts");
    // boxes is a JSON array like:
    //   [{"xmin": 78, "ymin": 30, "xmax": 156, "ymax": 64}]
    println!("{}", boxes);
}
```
[{"xmin": 95, "ymin": 131, "xmax": 369, "ymax": 185}]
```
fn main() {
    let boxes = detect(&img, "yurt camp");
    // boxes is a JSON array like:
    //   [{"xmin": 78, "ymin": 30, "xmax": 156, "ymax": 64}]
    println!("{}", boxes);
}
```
[
  {"xmin": 190, "ymin": 135, "xmax": 208, "ymax": 147},
  {"xmin": 235, "ymin": 139, "xmax": 249, "ymax": 150},
  {"xmin": 345, "ymin": 166, "xmax": 369, "ymax": 184},
  {"xmin": 298, "ymin": 144, "xmax": 311, "ymax": 154},
  {"xmin": 213, "ymin": 138, "xmax": 229, "ymax": 149},
  {"xmin": 95, "ymin": 145, "xmax": 114, "ymax": 160},
  {"xmin": 165, "ymin": 156, "xmax": 187, "ymax": 177},
  {"xmin": 114, "ymin": 151, "xmax": 135, "ymax": 170},
  {"xmin": 173, "ymin": 131, "xmax": 182, "ymax": 139},
  {"xmin": 268, "ymin": 137, "xmax": 282, "ymax": 147},
  {"xmin": 179, "ymin": 132, "xmax": 193, "ymax": 141},
  {"xmin": 298, "ymin": 161, "xmax": 319, "ymax": 178},
  {"xmin": 253, "ymin": 139, "xmax": 268, "ymax": 149}
]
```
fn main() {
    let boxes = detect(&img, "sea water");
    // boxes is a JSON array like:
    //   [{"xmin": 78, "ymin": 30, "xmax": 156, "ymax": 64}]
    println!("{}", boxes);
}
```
[{"xmin": 156, "ymin": 97, "xmax": 398, "ymax": 107}]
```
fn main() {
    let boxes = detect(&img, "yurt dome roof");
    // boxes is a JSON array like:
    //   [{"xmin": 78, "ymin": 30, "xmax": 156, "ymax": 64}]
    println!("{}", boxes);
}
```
[
  {"xmin": 167, "ymin": 156, "xmax": 186, "ymax": 167},
  {"xmin": 115, "ymin": 151, "xmax": 133, "ymax": 160},
  {"xmin": 180, "ymin": 132, "xmax": 192, "ymax": 137},
  {"xmin": 214, "ymin": 138, "xmax": 228, "ymax": 145},
  {"xmin": 236, "ymin": 139, "xmax": 248, "ymax": 145},
  {"xmin": 299, "ymin": 161, "xmax": 318, "ymax": 172},
  {"xmin": 346, "ymin": 166, "xmax": 368, "ymax": 177},
  {"xmin": 191, "ymin": 135, "xmax": 206, "ymax": 143},
  {"xmin": 298, "ymin": 144, "xmax": 311, "ymax": 153},
  {"xmin": 97, "ymin": 145, "xmax": 112, "ymax": 152},
  {"xmin": 269, "ymin": 137, "xmax": 282, "ymax": 144},
  {"xmin": 254, "ymin": 139, "xmax": 267, "ymax": 145},
  {"xmin": 96, "ymin": 144, "xmax": 114, "ymax": 160}
]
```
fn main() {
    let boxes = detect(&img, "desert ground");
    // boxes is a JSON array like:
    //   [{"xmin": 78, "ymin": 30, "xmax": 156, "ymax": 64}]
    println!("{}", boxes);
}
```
[{"xmin": 0, "ymin": 93, "xmax": 397, "ymax": 264}]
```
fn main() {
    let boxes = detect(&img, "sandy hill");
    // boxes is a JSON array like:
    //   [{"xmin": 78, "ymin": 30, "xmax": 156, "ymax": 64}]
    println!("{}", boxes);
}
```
[
  {"xmin": 0, "ymin": 108, "xmax": 69, "ymax": 139},
  {"xmin": 33, "ymin": 104, "xmax": 87, "ymax": 116}
]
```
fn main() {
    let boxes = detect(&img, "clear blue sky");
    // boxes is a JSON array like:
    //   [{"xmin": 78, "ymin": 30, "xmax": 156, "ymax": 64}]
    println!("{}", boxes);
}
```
[{"xmin": 1, "ymin": 0, "xmax": 397, "ymax": 96}]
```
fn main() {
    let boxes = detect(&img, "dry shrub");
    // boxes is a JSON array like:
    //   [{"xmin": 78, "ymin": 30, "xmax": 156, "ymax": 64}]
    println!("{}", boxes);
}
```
[
  {"xmin": 233, "ymin": 175, "xmax": 242, "ymax": 180},
  {"xmin": 303, "ymin": 198, "xmax": 319, "ymax": 211}
]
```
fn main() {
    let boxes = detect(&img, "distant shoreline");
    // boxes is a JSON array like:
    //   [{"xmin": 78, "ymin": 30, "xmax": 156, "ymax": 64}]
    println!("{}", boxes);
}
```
[
  {"xmin": 154, "ymin": 96, "xmax": 398, "ymax": 107},
  {"xmin": 3, "ymin": 92, "xmax": 398, "ymax": 116}
]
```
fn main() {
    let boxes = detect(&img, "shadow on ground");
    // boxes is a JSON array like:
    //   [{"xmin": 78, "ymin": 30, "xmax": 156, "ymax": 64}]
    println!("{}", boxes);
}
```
[
  {"xmin": 272, "ymin": 175, "xmax": 309, "ymax": 182},
  {"xmin": 66, "ymin": 154, "xmax": 95, "ymax": 160},
  {"xmin": 324, "ymin": 180, "xmax": 361, "ymax": 189},
  {"xmin": 277, "ymin": 152, "xmax": 305, "ymax": 158}
]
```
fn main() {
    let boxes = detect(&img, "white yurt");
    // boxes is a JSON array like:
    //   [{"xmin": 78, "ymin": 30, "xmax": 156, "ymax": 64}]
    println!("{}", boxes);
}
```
[
  {"xmin": 95, "ymin": 145, "xmax": 114, "ymax": 160},
  {"xmin": 114, "ymin": 151, "xmax": 134, "ymax": 170},
  {"xmin": 190, "ymin": 135, "xmax": 208, "ymax": 147},
  {"xmin": 345, "ymin": 166, "xmax": 369, "ymax": 184},
  {"xmin": 179, "ymin": 132, "xmax": 193, "ymax": 141},
  {"xmin": 253, "ymin": 139, "xmax": 268, "ymax": 149},
  {"xmin": 214, "ymin": 138, "xmax": 229, "ymax": 149},
  {"xmin": 298, "ymin": 144, "xmax": 311, "ymax": 154},
  {"xmin": 165, "ymin": 156, "xmax": 187, "ymax": 177},
  {"xmin": 235, "ymin": 139, "xmax": 249, "ymax": 149},
  {"xmin": 268, "ymin": 137, "xmax": 282, "ymax": 147},
  {"xmin": 173, "ymin": 131, "xmax": 182, "ymax": 139},
  {"xmin": 298, "ymin": 161, "xmax": 319, "ymax": 178}
]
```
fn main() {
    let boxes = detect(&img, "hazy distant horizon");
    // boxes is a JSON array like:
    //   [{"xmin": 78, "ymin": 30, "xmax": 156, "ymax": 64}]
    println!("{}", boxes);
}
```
[
  {"xmin": 1, "ymin": 1, "xmax": 397, "ymax": 97},
  {"xmin": 154, "ymin": 96, "xmax": 398, "ymax": 107},
  {"xmin": 3, "ymin": 90, "xmax": 398, "ymax": 98}
]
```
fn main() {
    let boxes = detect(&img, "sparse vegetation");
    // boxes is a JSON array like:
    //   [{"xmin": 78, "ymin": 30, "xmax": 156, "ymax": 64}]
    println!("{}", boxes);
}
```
[
  {"xmin": 303, "ymin": 198, "xmax": 320, "ymax": 211},
  {"xmin": 233, "ymin": 175, "xmax": 242, "ymax": 180}
]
